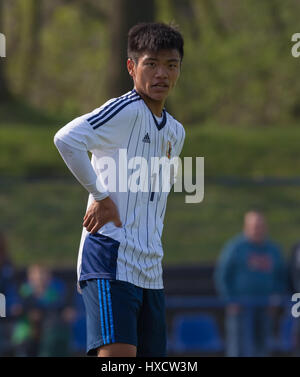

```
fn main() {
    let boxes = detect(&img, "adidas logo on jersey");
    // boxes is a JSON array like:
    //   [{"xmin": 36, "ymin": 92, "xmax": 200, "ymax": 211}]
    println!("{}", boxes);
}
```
[{"xmin": 142, "ymin": 133, "xmax": 150, "ymax": 143}]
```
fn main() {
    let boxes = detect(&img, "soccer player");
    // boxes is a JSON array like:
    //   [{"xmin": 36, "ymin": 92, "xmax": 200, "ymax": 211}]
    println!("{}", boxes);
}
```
[{"xmin": 54, "ymin": 22, "xmax": 185, "ymax": 357}]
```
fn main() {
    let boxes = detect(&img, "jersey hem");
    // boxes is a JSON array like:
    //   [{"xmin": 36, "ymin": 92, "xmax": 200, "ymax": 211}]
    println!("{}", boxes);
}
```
[
  {"xmin": 78, "ymin": 273, "xmax": 164, "ymax": 289},
  {"xmin": 116, "ymin": 274, "xmax": 164, "ymax": 290},
  {"xmin": 79, "ymin": 272, "xmax": 116, "ymax": 281}
]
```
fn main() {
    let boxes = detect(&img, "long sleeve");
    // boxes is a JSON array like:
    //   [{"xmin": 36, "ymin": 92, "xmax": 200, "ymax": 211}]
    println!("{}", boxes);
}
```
[
  {"xmin": 214, "ymin": 241, "xmax": 237, "ymax": 298},
  {"xmin": 53, "ymin": 99, "xmax": 138, "ymax": 201},
  {"xmin": 54, "ymin": 138, "xmax": 109, "ymax": 201}
]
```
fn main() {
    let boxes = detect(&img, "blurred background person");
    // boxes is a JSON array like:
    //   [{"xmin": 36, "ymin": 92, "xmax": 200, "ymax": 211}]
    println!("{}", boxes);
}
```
[
  {"xmin": 288, "ymin": 241, "xmax": 300, "ymax": 355},
  {"xmin": 11, "ymin": 264, "xmax": 75, "ymax": 356},
  {"xmin": 289, "ymin": 240, "xmax": 300, "ymax": 295},
  {"xmin": 214, "ymin": 211, "xmax": 288, "ymax": 357},
  {"xmin": 0, "ymin": 232, "xmax": 22, "ymax": 355},
  {"xmin": 69, "ymin": 288, "xmax": 87, "ymax": 356}
]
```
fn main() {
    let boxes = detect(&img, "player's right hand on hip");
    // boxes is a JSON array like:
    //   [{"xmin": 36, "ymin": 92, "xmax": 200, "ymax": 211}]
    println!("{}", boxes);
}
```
[{"xmin": 83, "ymin": 196, "xmax": 122, "ymax": 234}]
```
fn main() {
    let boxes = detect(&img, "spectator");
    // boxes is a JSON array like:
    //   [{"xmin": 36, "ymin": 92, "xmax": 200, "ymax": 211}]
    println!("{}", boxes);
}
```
[
  {"xmin": 288, "ymin": 241, "xmax": 300, "ymax": 354},
  {"xmin": 289, "ymin": 241, "xmax": 300, "ymax": 294},
  {"xmin": 214, "ymin": 211, "xmax": 287, "ymax": 357},
  {"xmin": 0, "ymin": 232, "xmax": 21, "ymax": 355},
  {"xmin": 11, "ymin": 264, "xmax": 75, "ymax": 356},
  {"xmin": 69, "ymin": 289, "xmax": 87, "ymax": 356}
]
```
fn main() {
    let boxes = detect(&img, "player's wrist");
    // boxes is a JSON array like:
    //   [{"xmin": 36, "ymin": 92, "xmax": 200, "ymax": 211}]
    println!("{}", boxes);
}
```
[{"xmin": 93, "ymin": 191, "xmax": 109, "ymax": 202}]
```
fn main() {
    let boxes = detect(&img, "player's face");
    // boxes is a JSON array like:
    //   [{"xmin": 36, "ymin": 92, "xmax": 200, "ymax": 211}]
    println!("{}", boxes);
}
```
[{"xmin": 128, "ymin": 49, "xmax": 181, "ymax": 103}]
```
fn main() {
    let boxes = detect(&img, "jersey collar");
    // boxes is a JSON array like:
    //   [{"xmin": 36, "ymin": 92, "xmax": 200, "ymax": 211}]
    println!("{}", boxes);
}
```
[{"xmin": 132, "ymin": 89, "xmax": 167, "ymax": 131}]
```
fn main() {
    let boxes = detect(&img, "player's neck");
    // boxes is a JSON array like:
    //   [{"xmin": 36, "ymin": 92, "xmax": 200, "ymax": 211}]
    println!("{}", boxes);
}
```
[{"xmin": 135, "ymin": 89, "xmax": 165, "ymax": 117}]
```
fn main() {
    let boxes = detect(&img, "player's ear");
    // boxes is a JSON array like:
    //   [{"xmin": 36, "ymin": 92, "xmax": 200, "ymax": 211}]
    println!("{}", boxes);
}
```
[{"xmin": 127, "ymin": 58, "xmax": 135, "ymax": 78}]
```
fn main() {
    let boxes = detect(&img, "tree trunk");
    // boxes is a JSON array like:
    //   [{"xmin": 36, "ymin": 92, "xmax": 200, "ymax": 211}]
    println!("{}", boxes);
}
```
[
  {"xmin": 20, "ymin": 0, "xmax": 42, "ymax": 95},
  {"xmin": 0, "ymin": 0, "xmax": 11, "ymax": 102},
  {"xmin": 201, "ymin": 0, "xmax": 228, "ymax": 37},
  {"xmin": 107, "ymin": 0, "xmax": 155, "ymax": 98},
  {"xmin": 171, "ymin": 0, "xmax": 200, "ymax": 39}
]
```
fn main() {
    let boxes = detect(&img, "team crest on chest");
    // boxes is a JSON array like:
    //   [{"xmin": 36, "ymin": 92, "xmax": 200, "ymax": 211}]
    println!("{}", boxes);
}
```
[{"xmin": 166, "ymin": 141, "xmax": 172, "ymax": 159}]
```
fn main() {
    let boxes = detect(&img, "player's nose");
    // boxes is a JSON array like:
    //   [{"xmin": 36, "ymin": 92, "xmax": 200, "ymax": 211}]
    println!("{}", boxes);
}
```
[{"xmin": 154, "ymin": 65, "xmax": 168, "ymax": 78}]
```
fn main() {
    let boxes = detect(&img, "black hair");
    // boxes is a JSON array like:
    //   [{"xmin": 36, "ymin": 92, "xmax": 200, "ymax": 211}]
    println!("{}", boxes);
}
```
[{"xmin": 127, "ymin": 22, "xmax": 184, "ymax": 63}]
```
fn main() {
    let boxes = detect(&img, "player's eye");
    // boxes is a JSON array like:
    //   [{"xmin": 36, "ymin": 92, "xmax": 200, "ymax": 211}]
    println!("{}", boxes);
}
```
[{"xmin": 145, "ymin": 62, "xmax": 156, "ymax": 67}]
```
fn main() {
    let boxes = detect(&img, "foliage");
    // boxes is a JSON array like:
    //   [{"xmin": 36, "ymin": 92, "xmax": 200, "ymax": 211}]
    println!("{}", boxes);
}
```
[
  {"xmin": 2, "ymin": 0, "xmax": 300, "ymax": 125},
  {"xmin": 157, "ymin": 0, "xmax": 300, "ymax": 126}
]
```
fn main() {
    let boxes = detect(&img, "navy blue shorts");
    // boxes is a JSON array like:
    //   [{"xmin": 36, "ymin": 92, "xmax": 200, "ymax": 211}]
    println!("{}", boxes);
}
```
[{"xmin": 79, "ymin": 278, "xmax": 167, "ymax": 357}]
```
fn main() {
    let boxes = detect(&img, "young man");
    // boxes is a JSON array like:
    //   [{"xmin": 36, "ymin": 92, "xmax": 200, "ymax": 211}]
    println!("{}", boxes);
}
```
[
  {"xmin": 215, "ymin": 211, "xmax": 287, "ymax": 357},
  {"xmin": 54, "ymin": 22, "xmax": 185, "ymax": 357}
]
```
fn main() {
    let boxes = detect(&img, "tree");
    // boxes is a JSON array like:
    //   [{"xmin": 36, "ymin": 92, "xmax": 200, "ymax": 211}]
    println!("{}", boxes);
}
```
[
  {"xmin": 107, "ymin": 0, "xmax": 155, "ymax": 98},
  {"xmin": 0, "ymin": 0, "xmax": 11, "ymax": 102},
  {"xmin": 19, "ymin": 0, "xmax": 43, "ymax": 95}
]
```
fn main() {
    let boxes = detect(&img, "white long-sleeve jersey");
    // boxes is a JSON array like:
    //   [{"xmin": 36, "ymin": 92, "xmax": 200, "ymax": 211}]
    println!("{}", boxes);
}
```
[{"xmin": 54, "ymin": 89, "xmax": 185, "ymax": 289}]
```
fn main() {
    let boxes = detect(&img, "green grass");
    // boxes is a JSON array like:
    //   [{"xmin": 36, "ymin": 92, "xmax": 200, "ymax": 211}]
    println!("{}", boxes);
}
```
[
  {"xmin": 1, "ymin": 179, "xmax": 299, "ymax": 267},
  {"xmin": 0, "ymin": 125, "xmax": 62, "ymax": 176},
  {"xmin": 182, "ymin": 124, "xmax": 300, "ymax": 178},
  {"xmin": 1, "ymin": 120, "xmax": 300, "ymax": 178},
  {"xmin": 0, "ymin": 179, "xmax": 86, "ymax": 268},
  {"xmin": 163, "ymin": 186, "xmax": 300, "ymax": 265},
  {"xmin": 0, "ymin": 98, "xmax": 67, "ymax": 126},
  {"xmin": 1, "ymin": 101, "xmax": 300, "ymax": 266}
]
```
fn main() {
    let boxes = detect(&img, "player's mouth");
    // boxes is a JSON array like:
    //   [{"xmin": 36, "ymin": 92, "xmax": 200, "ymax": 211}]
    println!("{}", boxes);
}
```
[
  {"xmin": 152, "ymin": 83, "xmax": 169, "ymax": 88},
  {"xmin": 151, "ymin": 83, "xmax": 169, "ymax": 93}
]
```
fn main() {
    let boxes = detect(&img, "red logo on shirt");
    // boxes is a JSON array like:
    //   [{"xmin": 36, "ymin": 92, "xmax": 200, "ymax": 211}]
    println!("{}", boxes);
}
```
[{"xmin": 247, "ymin": 253, "xmax": 273, "ymax": 272}]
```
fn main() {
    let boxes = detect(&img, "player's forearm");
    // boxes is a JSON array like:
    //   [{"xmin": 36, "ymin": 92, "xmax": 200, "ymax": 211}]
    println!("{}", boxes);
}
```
[{"xmin": 54, "ymin": 137, "xmax": 109, "ymax": 201}]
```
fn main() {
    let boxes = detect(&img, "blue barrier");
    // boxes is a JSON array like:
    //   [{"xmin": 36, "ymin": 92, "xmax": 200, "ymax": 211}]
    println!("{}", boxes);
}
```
[
  {"xmin": 166, "ymin": 295, "xmax": 292, "ymax": 309},
  {"xmin": 166, "ymin": 295, "xmax": 296, "ymax": 356}
]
